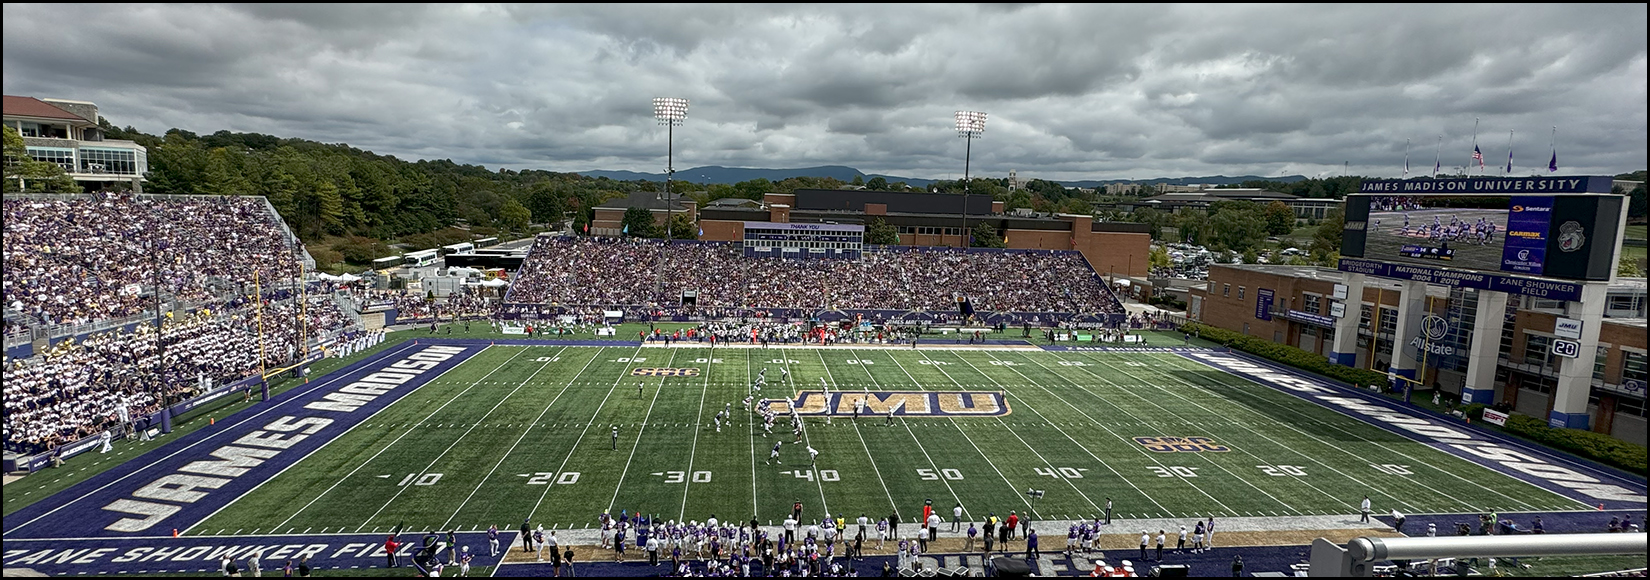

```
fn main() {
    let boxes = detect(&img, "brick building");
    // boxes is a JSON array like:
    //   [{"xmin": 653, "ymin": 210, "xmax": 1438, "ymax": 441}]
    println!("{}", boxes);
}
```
[
  {"xmin": 692, "ymin": 189, "xmax": 1150, "ymax": 278},
  {"xmin": 1190, "ymin": 264, "xmax": 1647, "ymax": 443}
]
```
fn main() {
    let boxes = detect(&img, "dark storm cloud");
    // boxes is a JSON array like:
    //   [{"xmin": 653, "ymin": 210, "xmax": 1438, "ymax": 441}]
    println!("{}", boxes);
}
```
[{"xmin": 3, "ymin": 4, "xmax": 1643, "ymax": 181}]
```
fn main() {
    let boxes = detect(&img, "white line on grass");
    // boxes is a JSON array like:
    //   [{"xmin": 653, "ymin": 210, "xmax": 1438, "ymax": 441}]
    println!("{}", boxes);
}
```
[
  {"xmin": 1143, "ymin": 353, "xmax": 1561, "ymax": 513},
  {"xmin": 437, "ymin": 346, "xmax": 587, "ymax": 530},
  {"xmin": 831, "ymin": 349, "xmax": 964, "ymax": 516},
  {"xmin": 520, "ymin": 344, "xmax": 645, "ymax": 522},
  {"xmin": 1015, "ymin": 352, "xmax": 1321, "ymax": 516},
  {"xmin": 1072, "ymin": 354, "xmax": 1431, "ymax": 513},
  {"xmin": 942, "ymin": 350, "xmax": 1188, "ymax": 516},
  {"xmin": 877, "ymin": 350, "xmax": 1034, "ymax": 520},
  {"xmin": 268, "ymin": 345, "xmax": 529, "ymax": 533},
  {"xmin": 678, "ymin": 345, "xmax": 716, "ymax": 521},
  {"xmin": 353, "ymin": 347, "xmax": 567, "ymax": 532},
  {"xmin": 746, "ymin": 350, "xmax": 758, "ymax": 519},
  {"xmin": 603, "ymin": 348, "xmax": 680, "ymax": 514}
]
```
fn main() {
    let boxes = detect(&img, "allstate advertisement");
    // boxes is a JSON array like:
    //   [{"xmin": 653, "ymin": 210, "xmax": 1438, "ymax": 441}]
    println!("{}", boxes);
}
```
[{"xmin": 1500, "ymin": 196, "xmax": 1553, "ymax": 275}]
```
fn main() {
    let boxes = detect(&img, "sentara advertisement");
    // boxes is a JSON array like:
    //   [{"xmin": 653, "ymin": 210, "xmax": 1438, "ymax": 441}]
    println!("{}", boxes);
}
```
[{"xmin": 1341, "ymin": 178, "xmax": 1625, "ymax": 282}]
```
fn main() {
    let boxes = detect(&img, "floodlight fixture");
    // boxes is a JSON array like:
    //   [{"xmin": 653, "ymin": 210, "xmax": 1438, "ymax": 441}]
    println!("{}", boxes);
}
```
[
  {"xmin": 652, "ymin": 97, "xmax": 690, "ymax": 297},
  {"xmin": 954, "ymin": 110, "xmax": 987, "ymax": 247}
]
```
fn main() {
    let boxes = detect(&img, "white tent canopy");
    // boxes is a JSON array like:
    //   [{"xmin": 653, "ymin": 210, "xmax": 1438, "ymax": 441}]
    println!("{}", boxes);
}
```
[{"xmin": 477, "ymin": 278, "xmax": 508, "ymax": 287}]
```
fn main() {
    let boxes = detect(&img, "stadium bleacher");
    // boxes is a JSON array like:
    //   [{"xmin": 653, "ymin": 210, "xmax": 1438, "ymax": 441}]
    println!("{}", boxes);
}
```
[
  {"xmin": 2, "ymin": 193, "xmax": 356, "ymax": 456},
  {"xmin": 503, "ymin": 237, "xmax": 1125, "ymax": 317}
]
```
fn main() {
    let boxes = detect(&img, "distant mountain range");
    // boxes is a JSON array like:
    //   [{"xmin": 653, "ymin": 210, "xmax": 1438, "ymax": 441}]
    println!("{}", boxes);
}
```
[{"xmin": 575, "ymin": 165, "xmax": 1307, "ymax": 189}]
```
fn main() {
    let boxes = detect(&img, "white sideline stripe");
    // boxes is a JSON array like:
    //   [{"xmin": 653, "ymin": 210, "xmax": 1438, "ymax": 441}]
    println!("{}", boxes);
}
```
[
  {"xmin": 438, "ymin": 345, "xmax": 583, "ymax": 530},
  {"xmin": 268, "ymin": 346, "xmax": 526, "ymax": 532},
  {"xmin": 4, "ymin": 341, "xmax": 424, "ymax": 537},
  {"xmin": 355, "ymin": 347, "xmax": 567, "ymax": 532},
  {"xmin": 944, "ymin": 350, "xmax": 1189, "ymax": 515}
]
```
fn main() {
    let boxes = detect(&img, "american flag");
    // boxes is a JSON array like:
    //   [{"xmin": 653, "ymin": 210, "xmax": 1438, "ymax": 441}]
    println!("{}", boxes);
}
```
[{"xmin": 1472, "ymin": 145, "xmax": 1485, "ymax": 167}]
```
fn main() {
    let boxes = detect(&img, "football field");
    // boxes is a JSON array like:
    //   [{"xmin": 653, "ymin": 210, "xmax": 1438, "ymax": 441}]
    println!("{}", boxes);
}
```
[{"xmin": 186, "ymin": 343, "xmax": 1583, "ymax": 538}]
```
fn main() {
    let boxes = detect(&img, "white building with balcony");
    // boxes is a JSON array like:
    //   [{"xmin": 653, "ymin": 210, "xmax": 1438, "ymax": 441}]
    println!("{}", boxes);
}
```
[{"xmin": 4, "ymin": 95, "xmax": 147, "ymax": 191}]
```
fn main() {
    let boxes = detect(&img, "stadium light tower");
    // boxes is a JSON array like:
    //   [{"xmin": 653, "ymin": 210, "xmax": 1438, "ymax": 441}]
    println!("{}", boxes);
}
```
[
  {"xmin": 954, "ymin": 110, "xmax": 987, "ymax": 248},
  {"xmin": 653, "ymin": 97, "xmax": 689, "ymax": 299}
]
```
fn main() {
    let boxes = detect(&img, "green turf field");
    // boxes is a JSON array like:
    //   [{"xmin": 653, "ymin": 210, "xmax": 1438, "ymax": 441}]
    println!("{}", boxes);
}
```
[{"xmin": 189, "ymin": 345, "xmax": 1582, "ymax": 537}]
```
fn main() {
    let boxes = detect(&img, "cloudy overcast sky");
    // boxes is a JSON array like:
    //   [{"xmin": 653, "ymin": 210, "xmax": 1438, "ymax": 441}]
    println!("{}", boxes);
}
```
[{"xmin": 4, "ymin": 4, "xmax": 1645, "ymax": 181}]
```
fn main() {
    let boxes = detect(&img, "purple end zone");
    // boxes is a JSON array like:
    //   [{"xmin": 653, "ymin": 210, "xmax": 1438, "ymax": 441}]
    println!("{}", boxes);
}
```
[
  {"xmin": 1180, "ymin": 351, "xmax": 1646, "ymax": 510},
  {"xmin": 3, "ymin": 340, "xmax": 484, "ymax": 539},
  {"xmin": 1, "ymin": 531, "xmax": 511, "ymax": 576}
]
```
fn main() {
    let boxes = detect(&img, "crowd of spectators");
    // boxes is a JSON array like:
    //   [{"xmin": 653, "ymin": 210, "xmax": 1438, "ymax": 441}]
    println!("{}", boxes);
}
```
[
  {"xmin": 4, "ymin": 193, "xmax": 305, "ymax": 328},
  {"xmin": 2, "ymin": 293, "xmax": 350, "ymax": 455},
  {"xmin": 507, "ymin": 238, "xmax": 1123, "ymax": 315}
]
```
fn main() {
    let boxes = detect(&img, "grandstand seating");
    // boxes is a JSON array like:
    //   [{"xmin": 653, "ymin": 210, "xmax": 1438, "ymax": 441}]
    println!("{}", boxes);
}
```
[
  {"xmin": 504, "ymin": 237, "xmax": 1124, "ymax": 317},
  {"xmin": 2, "ymin": 193, "xmax": 355, "ymax": 455}
]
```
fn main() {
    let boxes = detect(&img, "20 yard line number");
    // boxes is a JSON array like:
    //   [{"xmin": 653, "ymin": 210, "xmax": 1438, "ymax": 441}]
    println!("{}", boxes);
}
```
[{"xmin": 524, "ymin": 472, "xmax": 582, "ymax": 485}]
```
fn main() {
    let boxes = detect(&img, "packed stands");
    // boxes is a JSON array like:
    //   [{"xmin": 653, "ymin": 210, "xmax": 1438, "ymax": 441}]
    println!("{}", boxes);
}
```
[
  {"xmin": 2, "ymin": 295, "xmax": 346, "ymax": 455},
  {"xmin": 2, "ymin": 193, "xmax": 356, "ymax": 456},
  {"xmin": 504, "ymin": 237, "xmax": 1123, "ymax": 317},
  {"xmin": 4, "ymin": 193, "xmax": 303, "ymax": 327}
]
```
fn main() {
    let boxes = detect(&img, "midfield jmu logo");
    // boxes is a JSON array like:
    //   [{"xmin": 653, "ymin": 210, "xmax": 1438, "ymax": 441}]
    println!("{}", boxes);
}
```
[{"xmin": 763, "ymin": 391, "xmax": 1010, "ymax": 416}]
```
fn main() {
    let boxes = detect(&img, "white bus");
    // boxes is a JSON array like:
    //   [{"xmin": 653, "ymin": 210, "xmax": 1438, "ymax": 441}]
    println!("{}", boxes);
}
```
[
  {"xmin": 371, "ymin": 256, "xmax": 402, "ymax": 271},
  {"xmin": 440, "ymin": 242, "xmax": 475, "ymax": 257},
  {"xmin": 474, "ymin": 236, "xmax": 499, "ymax": 248},
  {"xmin": 404, "ymin": 249, "xmax": 440, "ymax": 267}
]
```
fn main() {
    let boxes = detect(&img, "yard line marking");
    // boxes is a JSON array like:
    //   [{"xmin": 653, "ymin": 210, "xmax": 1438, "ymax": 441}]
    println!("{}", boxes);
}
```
[
  {"xmin": 746, "ymin": 349, "xmax": 758, "ymax": 519},
  {"xmin": 438, "ymin": 345, "xmax": 586, "ymax": 530},
  {"xmin": 878, "ymin": 350, "xmax": 1035, "ymax": 519},
  {"xmin": 1151, "ymin": 353, "xmax": 1555, "ymax": 512},
  {"xmin": 790, "ymin": 350, "xmax": 837, "ymax": 518},
  {"xmin": 354, "ymin": 347, "xmax": 566, "ymax": 532},
  {"xmin": 678, "ymin": 347, "xmax": 716, "ymax": 521},
  {"xmin": 942, "ymin": 350, "xmax": 1188, "ymax": 516},
  {"xmin": 262, "ymin": 345, "xmax": 516, "ymax": 533},
  {"xmin": 1025, "ymin": 353, "xmax": 1329, "ymax": 513},
  {"xmin": 524, "ymin": 344, "xmax": 653, "ymax": 520},
  {"xmin": 833, "ymin": 349, "xmax": 962, "ymax": 516},
  {"xmin": 1081, "ymin": 353, "xmax": 1445, "ymax": 513},
  {"xmin": 604, "ymin": 348, "xmax": 683, "ymax": 514},
  {"xmin": 523, "ymin": 344, "xmax": 646, "ymax": 521},
  {"xmin": 785, "ymin": 349, "xmax": 891, "ymax": 520}
]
